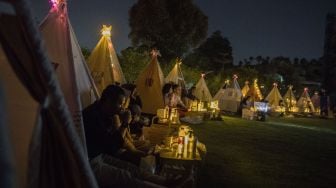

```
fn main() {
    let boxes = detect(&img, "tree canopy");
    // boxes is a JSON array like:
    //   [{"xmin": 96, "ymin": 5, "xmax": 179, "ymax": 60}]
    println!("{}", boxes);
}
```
[
  {"xmin": 184, "ymin": 30, "xmax": 233, "ymax": 72},
  {"xmin": 129, "ymin": 0, "xmax": 208, "ymax": 63}
]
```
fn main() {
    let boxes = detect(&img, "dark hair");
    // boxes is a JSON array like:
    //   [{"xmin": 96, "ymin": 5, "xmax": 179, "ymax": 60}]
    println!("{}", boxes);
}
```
[
  {"xmin": 100, "ymin": 85, "xmax": 126, "ymax": 102},
  {"xmin": 122, "ymin": 83, "xmax": 137, "ymax": 93},
  {"xmin": 172, "ymin": 84, "xmax": 180, "ymax": 91},
  {"xmin": 130, "ymin": 104, "xmax": 142, "ymax": 116},
  {"xmin": 162, "ymin": 83, "xmax": 173, "ymax": 95}
]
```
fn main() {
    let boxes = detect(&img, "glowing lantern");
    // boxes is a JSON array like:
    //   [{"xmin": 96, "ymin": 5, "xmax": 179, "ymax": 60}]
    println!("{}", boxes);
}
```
[
  {"xmin": 190, "ymin": 101, "xmax": 198, "ymax": 111},
  {"xmin": 198, "ymin": 101, "xmax": 205, "ymax": 111},
  {"xmin": 157, "ymin": 108, "xmax": 169, "ymax": 124},
  {"xmin": 209, "ymin": 100, "xmax": 219, "ymax": 110},
  {"xmin": 101, "ymin": 25, "xmax": 112, "ymax": 37},
  {"xmin": 169, "ymin": 108, "xmax": 179, "ymax": 124}
]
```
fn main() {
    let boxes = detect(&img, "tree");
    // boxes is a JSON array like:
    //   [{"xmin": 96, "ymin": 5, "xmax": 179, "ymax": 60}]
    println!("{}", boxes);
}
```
[
  {"xmin": 195, "ymin": 31, "xmax": 233, "ymax": 72},
  {"xmin": 129, "ymin": 0, "xmax": 208, "ymax": 63},
  {"xmin": 118, "ymin": 46, "xmax": 151, "ymax": 82},
  {"xmin": 81, "ymin": 47, "xmax": 91, "ymax": 59}
]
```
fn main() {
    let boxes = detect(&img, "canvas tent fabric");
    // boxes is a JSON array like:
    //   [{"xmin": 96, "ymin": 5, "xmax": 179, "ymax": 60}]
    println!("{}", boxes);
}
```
[
  {"xmin": 297, "ymin": 88, "xmax": 315, "ymax": 113},
  {"xmin": 245, "ymin": 79, "xmax": 263, "ymax": 102},
  {"xmin": 40, "ymin": 0, "xmax": 99, "ymax": 108},
  {"xmin": 195, "ymin": 75, "xmax": 212, "ymax": 102},
  {"xmin": 283, "ymin": 85, "xmax": 298, "ymax": 111},
  {"xmin": 213, "ymin": 76, "xmax": 242, "ymax": 112},
  {"xmin": 241, "ymin": 81, "xmax": 250, "ymax": 97},
  {"xmin": 165, "ymin": 58, "xmax": 185, "ymax": 88},
  {"xmin": 0, "ymin": 0, "xmax": 98, "ymax": 188},
  {"xmin": 87, "ymin": 25, "xmax": 126, "ymax": 94},
  {"xmin": 265, "ymin": 83, "xmax": 283, "ymax": 107},
  {"xmin": 39, "ymin": 0, "xmax": 99, "ymax": 153},
  {"xmin": 136, "ymin": 50, "xmax": 165, "ymax": 114},
  {"xmin": 311, "ymin": 92, "xmax": 320, "ymax": 110},
  {"xmin": 0, "ymin": 84, "xmax": 14, "ymax": 188}
]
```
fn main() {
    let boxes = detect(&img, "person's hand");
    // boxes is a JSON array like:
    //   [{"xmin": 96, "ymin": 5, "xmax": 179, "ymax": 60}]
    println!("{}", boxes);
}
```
[
  {"xmin": 121, "ymin": 110, "xmax": 132, "ymax": 124},
  {"xmin": 112, "ymin": 115, "xmax": 121, "ymax": 129}
]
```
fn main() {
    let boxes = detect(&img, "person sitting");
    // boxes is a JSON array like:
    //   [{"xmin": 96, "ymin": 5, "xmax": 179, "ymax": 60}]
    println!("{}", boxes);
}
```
[
  {"xmin": 122, "ymin": 104, "xmax": 151, "ymax": 154},
  {"xmin": 241, "ymin": 96, "xmax": 252, "ymax": 109},
  {"xmin": 129, "ymin": 104, "xmax": 148, "ymax": 139},
  {"xmin": 122, "ymin": 83, "xmax": 143, "ymax": 109},
  {"xmin": 83, "ymin": 85, "xmax": 192, "ymax": 187},
  {"xmin": 166, "ymin": 84, "xmax": 187, "ymax": 118},
  {"xmin": 185, "ymin": 86, "xmax": 199, "ymax": 109}
]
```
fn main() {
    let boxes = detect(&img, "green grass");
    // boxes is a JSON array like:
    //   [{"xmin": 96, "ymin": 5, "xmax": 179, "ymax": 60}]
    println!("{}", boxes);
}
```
[{"xmin": 189, "ymin": 116, "xmax": 336, "ymax": 187}]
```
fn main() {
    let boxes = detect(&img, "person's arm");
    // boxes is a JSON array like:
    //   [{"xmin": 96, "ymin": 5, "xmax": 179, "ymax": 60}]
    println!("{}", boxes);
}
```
[{"xmin": 177, "ymin": 96, "xmax": 187, "ymax": 109}]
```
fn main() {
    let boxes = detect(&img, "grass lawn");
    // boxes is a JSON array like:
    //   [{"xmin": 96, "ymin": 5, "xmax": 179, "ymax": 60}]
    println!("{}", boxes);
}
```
[{"xmin": 189, "ymin": 116, "xmax": 336, "ymax": 187}]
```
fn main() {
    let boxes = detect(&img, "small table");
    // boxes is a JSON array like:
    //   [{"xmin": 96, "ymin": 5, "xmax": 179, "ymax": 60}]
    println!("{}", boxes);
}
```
[{"xmin": 157, "ymin": 141, "xmax": 203, "ymax": 187}]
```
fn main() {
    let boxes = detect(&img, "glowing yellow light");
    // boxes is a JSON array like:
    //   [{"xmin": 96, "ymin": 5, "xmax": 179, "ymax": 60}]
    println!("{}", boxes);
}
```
[
  {"xmin": 176, "ymin": 57, "xmax": 182, "ymax": 65},
  {"xmin": 101, "ymin": 25, "xmax": 112, "ymax": 37},
  {"xmin": 210, "ymin": 100, "xmax": 219, "ymax": 109}
]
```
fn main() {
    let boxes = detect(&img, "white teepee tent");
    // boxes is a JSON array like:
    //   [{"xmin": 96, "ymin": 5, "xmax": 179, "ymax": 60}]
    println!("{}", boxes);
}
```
[
  {"xmin": 195, "ymin": 74, "xmax": 212, "ymax": 102},
  {"xmin": 311, "ymin": 91, "xmax": 320, "ymax": 113},
  {"xmin": 283, "ymin": 85, "xmax": 298, "ymax": 112},
  {"xmin": 297, "ymin": 88, "xmax": 315, "ymax": 113},
  {"xmin": 40, "ymin": 0, "xmax": 99, "ymax": 152},
  {"xmin": 87, "ymin": 25, "xmax": 126, "ymax": 93},
  {"xmin": 265, "ymin": 83, "xmax": 283, "ymax": 107},
  {"xmin": 241, "ymin": 81, "xmax": 250, "ymax": 98},
  {"xmin": 213, "ymin": 75, "xmax": 242, "ymax": 112},
  {"xmin": 0, "ymin": 0, "xmax": 97, "ymax": 187},
  {"xmin": 165, "ymin": 58, "xmax": 185, "ymax": 88},
  {"xmin": 136, "ymin": 49, "xmax": 165, "ymax": 114}
]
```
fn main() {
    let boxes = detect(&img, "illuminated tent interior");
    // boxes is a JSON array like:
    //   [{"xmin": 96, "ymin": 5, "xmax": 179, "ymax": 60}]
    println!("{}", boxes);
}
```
[
  {"xmin": 136, "ymin": 49, "xmax": 165, "ymax": 115},
  {"xmin": 87, "ymin": 25, "xmax": 126, "ymax": 94},
  {"xmin": 213, "ymin": 75, "xmax": 242, "ymax": 112}
]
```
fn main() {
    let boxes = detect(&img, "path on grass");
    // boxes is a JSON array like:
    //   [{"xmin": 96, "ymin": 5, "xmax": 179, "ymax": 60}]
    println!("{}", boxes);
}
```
[{"xmin": 267, "ymin": 121, "xmax": 336, "ymax": 135}]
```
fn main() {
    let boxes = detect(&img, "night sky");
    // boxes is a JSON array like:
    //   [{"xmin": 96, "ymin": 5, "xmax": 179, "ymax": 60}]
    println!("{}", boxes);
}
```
[{"xmin": 30, "ymin": 0, "xmax": 336, "ymax": 63}]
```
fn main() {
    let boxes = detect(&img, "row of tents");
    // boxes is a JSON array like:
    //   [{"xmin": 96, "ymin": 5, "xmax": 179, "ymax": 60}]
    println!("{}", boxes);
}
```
[
  {"xmin": 0, "ymin": 1, "xmax": 218, "ymax": 186},
  {"xmin": 0, "ymin": 0, "xmax": 329, "ymax": 187},
  {"xmin": 214, "ymin": 76, "xmax": 321, "ymax": 114},
  {"xmin": 40, "ymin": 0, "xmax": 326, "ymax": 118}
]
